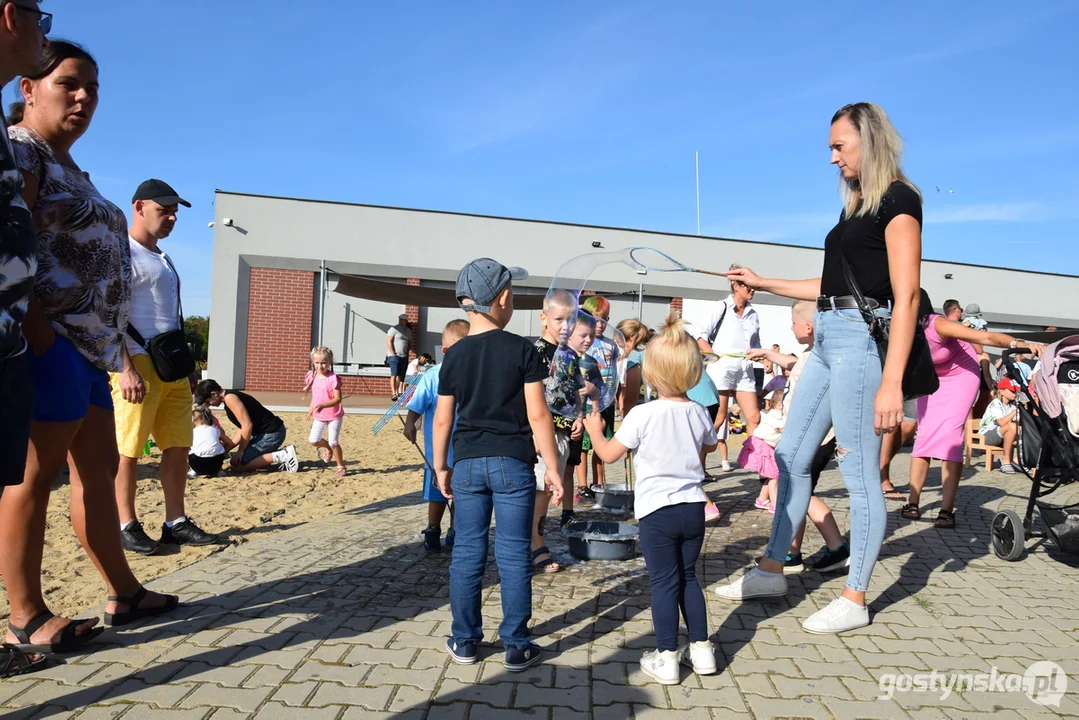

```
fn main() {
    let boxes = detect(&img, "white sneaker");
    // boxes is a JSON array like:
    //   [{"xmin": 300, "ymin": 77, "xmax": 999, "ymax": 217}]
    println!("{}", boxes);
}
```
[
  {"xmin": 278, "ymin": 445, "xmax": 299, "ymax": 473},
  {"xmin": 802, "ymin": 597, "xmax": 870, "ymax": 634},
  {"xmin": 639, "ymin": 649, "xmax": 681, "ymax": 685},
  {"xmin": 714, "ymin": 568, "xmax": 787, "ymax": 600},
  {"xmin": 678, "ymin": 641, "xmax": 717, "ymax": 675},
  {"xmin": 720, "ymin": 461, "xmax": 732, "ymax": 472},
  {"xmin": 187, "ymin": 468, "xmax": 197, "ymax": 479}
]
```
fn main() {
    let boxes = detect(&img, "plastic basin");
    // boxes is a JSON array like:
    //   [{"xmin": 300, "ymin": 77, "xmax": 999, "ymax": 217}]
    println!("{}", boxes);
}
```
[{"xmin": 564, "ymin": 521, "xmax": 638, "ymax": 561}]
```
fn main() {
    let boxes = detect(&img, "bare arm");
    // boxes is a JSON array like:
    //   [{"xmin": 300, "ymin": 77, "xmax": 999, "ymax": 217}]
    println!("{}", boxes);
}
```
[
  {"xmin": 934, "ymin": 318, "xmax": 1039, "ymax": 353},
  {"xmin": 223, "ymin": 393, "xmax": 254, "ymax": 449},
  {"xmin": 876, "ymin": 214, "xmax": 922, "ymax": 433},
  {"xmin": 584, "ymin": 412, "xmax": 628, "ymax": 463},
  {"xmin": 402, "ymin": 408, "xmax": 421, "ymax": 443},
  {"xmin": 747, "ymin": 348, "xmax": 799, "ymax": 371},
  {"xmin": 524, "ymin": 381, "xmax": 564, "ymax": 505},
  {"xmin": 386, "ymin": 332, "xmax": 396, "ymax": 355},
  {"xmin": 622, "ymin": 364, "xmax": 643, "ymax": 416},
  {"xmin": 724, "ymin": 267, "xmax": 821, "ymax": 301}
]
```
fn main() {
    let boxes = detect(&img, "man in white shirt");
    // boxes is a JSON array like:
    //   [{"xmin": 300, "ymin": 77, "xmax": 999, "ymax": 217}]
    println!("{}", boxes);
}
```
[
  {"xmin": 386, "ymin": 314, "xmax": 413, "ymax": 400},
  {"xmin": 688, "ymin": 269, "xmax": 763, "ymax": 444},
  {"xmin": 111, "ymin": 180, "xmax": 217, "ymax": 556}
]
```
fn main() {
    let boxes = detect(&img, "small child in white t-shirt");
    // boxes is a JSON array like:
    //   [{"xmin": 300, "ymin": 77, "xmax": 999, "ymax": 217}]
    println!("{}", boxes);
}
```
[
  {"xmin": 586, "ymin": 317, "xmax": 718, "ymax": 686},
  {"xmin": 188, "ymin": 406, "xmax": 234, "ymax": 477}
]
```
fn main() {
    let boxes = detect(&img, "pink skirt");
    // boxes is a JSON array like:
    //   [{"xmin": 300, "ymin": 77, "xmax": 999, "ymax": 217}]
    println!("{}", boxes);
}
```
[{"xmin": 738, "ymin": 436, "xmax": 778, "ymax": 479}]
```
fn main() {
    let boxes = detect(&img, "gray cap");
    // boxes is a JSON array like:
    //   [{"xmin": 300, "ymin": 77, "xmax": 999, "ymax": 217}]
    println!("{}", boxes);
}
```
[
  {"xmin": 455, "ymin": 258, "xmax": 528, "ymax": 313},
  {"xmin": 962, "ymin": 303, "xmax": 982, "ymax": 318}
]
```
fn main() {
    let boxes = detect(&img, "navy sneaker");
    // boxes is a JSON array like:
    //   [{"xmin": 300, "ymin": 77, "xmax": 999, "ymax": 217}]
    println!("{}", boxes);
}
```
[
  {"xmin": 504, "ymin": 642, "xmax": 543, "ymax": 672},
  {"xmin": 783, "ymin": 551, "xmax": 804, "ymax": 574},
  {"xmin": 810, "ymin": 543, "xmax": 851, "ymax": 573},
  {"xmin": 445, "ymin": 638, "xmax": 477, "ymax": 665},
  {"xmin": 422, "ymin": 525, "xmax": 441, "ymax": 552},
  {"xmin": 444, "ymin": 527, "xmax": 455, "ymax": 549}
]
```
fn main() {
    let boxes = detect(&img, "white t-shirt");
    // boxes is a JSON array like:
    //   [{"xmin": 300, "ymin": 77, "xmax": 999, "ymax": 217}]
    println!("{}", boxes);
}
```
[
  {"xmin": 979, "ymin": 399, "xmax": 1016, "ymax": 436},
  {"xmin": 126, "ymin": 238, "xmax": 181, "ymax": 357},
  {"xmin": 614, "ymin": 399, "xmax": 718, "ymax": 520},
  {"xmin": 387, "ymin": 324, "xmax": 411, "ymax": 357},
  {"xmin": 191, "ymin": 425, "xmax": 225, "ymax": 458},
  {"xmin": 689, "ymin": 295, "xmax": 760, "ymax": 356}
]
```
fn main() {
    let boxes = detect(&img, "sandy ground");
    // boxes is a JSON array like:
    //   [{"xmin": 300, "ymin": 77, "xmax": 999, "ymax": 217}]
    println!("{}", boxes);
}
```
[{"xmin": 0, "ymin": 411, "xmax": 749, "ymax": 623}]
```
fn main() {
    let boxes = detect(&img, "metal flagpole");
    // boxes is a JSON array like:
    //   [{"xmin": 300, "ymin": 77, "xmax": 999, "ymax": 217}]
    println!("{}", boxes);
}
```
[{"xmin": 695, "ymin": 151, "xmax": 701, "ymax": 236}]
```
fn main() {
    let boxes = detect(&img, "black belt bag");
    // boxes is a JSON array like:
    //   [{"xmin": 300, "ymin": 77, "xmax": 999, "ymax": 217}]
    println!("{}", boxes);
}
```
[
  {"xmin": 126, "ymin": 254, "xmax": 196, "ymax": 383},
  {"xmin": 841, "ymin": 256, "xmax": 939, "ymax": 400}
]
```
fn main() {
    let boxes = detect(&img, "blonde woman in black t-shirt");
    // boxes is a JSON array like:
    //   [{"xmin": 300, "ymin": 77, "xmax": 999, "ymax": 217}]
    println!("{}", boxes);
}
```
[{"xmin": 713, "ymin": 102, "xmax": 922, "ymax": 635}]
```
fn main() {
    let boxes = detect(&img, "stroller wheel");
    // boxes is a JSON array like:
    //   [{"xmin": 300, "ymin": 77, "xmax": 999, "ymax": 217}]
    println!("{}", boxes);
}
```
[{"xmin": 991, "ymin": 510, "xmax": 1025, "ymax": 561}]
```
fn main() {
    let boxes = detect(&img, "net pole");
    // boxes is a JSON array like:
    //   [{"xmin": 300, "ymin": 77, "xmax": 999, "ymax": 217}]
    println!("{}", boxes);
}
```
[{"xmin": 695, "ymin": 151, "xmax": 701, "ymax": 236}]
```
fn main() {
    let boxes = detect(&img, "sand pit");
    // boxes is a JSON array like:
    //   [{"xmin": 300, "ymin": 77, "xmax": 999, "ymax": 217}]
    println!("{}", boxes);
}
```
[{"xmin": 0, "ymin": 410, "xmax": 748, "ymax": 623}]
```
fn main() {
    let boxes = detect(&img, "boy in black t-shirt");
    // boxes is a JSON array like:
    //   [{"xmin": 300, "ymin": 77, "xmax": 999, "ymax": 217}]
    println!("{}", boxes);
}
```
[{"xmin": 434, "ymin": 258, "xmax": 563, "ymax": 673}]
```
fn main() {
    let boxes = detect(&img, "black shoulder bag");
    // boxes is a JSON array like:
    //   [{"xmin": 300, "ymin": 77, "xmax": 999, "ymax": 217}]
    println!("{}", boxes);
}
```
[
  {"xmin": 706, "ymin": 301, "xmax": 728, "ymax": 346},
  {"xmin": 126, "ymin": 254, "xmax": 197, "ymax": 383},
  {"xmin": 841, "ymin": 256, "xmax": 939, "ymax": 400}
]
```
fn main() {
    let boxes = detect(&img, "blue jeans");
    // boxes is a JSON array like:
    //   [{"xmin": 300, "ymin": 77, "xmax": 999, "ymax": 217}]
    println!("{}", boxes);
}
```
[
  {"xmin": 449, "ymin": 456, "xmax": 536, "ymax": 649},
  {"xmin": 639, "ymin": 502, "xmax": 708, "ymax": 651},
  {"xmin": 765, "ymin": 308, "xmax": 888, "ymax": 592},
  {"xmin": 241, "ymin": 424, "xmax": 287, "ymax": 464}
]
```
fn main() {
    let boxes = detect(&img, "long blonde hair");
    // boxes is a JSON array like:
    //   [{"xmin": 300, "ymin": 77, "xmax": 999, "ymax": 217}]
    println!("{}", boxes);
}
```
[
  {"xmin": 641, "ymin": 315, "xmax": 702, "ymax": 397},
  {"xmin": 617, "ymin": 318, "xmax": 652, "ymax": 351},
  {"xmin": 832, "ymin": 102, "xmax": 921, "ymax": 218}
]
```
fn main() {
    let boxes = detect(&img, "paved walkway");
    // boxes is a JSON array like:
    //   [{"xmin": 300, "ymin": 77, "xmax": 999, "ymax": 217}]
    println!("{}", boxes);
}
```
[{"xmin": 2, "ymin": 453, "xmax": 1078, "ymax": 719}]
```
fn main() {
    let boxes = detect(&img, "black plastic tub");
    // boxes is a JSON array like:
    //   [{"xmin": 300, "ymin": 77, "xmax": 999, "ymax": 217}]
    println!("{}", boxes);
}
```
[
  {"xmin": 564, "ymin": 521, "xmax": 638, "ymax": 561},
  {"xmin": 592, "ymin": 484, "xmax": 634, "ymax": 513}
]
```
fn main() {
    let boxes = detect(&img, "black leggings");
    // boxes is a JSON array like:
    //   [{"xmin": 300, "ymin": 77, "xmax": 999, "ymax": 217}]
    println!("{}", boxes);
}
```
[
  {"xmin": 638, "ymin": 501, "xmax": 708, "ymax": 651},
  {"xmin": 188, "ymin": 453, "xmax": 226, "ymax": 477}
]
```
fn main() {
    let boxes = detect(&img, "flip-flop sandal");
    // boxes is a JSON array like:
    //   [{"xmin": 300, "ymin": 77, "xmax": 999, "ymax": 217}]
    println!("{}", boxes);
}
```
[
  {"xmin": 320, "ymin": 448, "xmax": 332, "ymax": 463},
  {"xmin": 934, "ymin": 509, "xmax": 956, "ymax": 529},
  {"xmin": 104, "ymin": 587, "xmax": 180, "ymax": 627},
  {"xmin": 1, "ymin": 644, "xmax": 47, "ymax": 678},
  {"xmin": 335, "ymin": 466, "xmax": 347, "ymax": 477},
  {"xmin": 753, "ymin": 499, "xmax": 772, "ymax": 511},
  {"xmin": 900, "ymin": 503, "xmax": 921, "ymax": 520},
  {"xmin": 881, "ymin": 483, "xmax": 905, "ymax": 500},
  {"xmin": 8, "ymin": 611, "xmax": 104, "ymax": 654},
  {"xmin": 531, "ymin": 546, "xmax": 561, "ymax": 574}
]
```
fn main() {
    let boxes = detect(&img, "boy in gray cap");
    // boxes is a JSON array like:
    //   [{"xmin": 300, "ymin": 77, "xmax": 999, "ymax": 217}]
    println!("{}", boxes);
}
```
[{"xmin": 432, "ymin": 258, "xmax": 563, "ymax": 672}]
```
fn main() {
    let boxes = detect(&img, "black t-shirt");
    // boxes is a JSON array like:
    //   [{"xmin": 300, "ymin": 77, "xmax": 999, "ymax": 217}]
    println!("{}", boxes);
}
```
[
  {"xmin": 225, "ymin": 390, "xmax": 284, "ymax": 436},
  {"xmin": 438, "ymin": 329, "xmax": 547, "ymax": 465},
  {"xmin": 819, "ymin": 181, "xmax": 922, "ymax": 302},
  {"xmin": 534, "ymin": 338, "xmax": 573, "ymax": 431}
]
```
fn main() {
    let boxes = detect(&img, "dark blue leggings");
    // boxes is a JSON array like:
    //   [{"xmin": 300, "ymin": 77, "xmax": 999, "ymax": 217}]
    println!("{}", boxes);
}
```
[{"xmin": 638, "ymin": 501, "xmax": 708, "ymax": 651}]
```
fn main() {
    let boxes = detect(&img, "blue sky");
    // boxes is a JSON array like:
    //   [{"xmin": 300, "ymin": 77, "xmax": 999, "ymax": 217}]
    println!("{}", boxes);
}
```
[{"xmin": 34, "ymin": 1, "xmax": 1079, "ymax": 316}]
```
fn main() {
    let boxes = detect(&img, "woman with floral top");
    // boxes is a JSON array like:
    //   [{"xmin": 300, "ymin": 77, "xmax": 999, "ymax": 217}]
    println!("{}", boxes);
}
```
[{"xmin": 0, "ymin": 41, "xmax": 177, "ymax": 656}]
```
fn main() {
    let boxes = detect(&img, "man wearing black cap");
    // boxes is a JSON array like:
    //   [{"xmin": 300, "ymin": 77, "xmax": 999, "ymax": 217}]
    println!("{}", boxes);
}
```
[{"xmin": 111, "ymin": 180, "xmax": 217, "ymax": 555}]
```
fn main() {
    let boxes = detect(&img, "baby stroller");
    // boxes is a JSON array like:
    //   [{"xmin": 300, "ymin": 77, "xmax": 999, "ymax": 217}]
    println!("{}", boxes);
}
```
[{"xmin": 991, "ymin": 341, "xmax": 1079, "ymax": 561}]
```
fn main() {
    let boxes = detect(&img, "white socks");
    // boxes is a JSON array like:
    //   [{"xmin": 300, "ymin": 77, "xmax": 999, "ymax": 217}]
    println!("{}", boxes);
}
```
[{"xmin": 165, "ymin": 516, "xmax": 188, "ymax": 528}]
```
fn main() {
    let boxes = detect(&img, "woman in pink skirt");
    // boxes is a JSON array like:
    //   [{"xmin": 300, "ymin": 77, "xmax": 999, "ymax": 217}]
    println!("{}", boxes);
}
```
[{"xmin": 902, "ymin": 292, "xmax": 1043, "ymax": 528}]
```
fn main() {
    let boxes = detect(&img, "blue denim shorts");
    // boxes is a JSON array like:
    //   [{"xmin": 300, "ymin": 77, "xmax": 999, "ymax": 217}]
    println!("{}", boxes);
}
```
[
  {"xmin": 29, "ymin": 335, "xmax": 113, "ymax": 422},
  {"xmin": 241, "ymin": 425, "xmax": 287, "ymax": 464}
]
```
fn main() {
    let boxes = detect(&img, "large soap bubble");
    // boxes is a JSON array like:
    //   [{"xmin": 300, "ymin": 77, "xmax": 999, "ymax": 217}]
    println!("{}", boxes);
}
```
[{"xmin": 542, "ymin": 247, "xmax": 725, "ymax": 417}]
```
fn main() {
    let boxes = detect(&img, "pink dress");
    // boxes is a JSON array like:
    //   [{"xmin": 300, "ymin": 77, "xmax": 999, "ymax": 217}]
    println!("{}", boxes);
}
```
[{"xmin": 911, "ymin": 315, "xmax": 981, "ymax": 462}]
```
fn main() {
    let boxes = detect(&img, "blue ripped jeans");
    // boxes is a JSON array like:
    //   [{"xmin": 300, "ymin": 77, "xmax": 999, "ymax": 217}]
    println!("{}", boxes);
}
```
[{"xmin": 765, "ymin": 308, "xmax": 887, "ymax": 593}]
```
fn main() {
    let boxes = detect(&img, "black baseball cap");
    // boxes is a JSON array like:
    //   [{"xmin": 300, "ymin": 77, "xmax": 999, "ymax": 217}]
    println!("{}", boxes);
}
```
[{"xmin": 132, "ymin": 179, "xmax": 191, "ymax": 208}]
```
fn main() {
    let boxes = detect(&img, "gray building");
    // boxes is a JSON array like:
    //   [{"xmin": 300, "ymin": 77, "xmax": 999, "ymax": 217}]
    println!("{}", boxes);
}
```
[{"xmin": 208, "ymin": 190, "xmax": 1079, "ymax": 393}]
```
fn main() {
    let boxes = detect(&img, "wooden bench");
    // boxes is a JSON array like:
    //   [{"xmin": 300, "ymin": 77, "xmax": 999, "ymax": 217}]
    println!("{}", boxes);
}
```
[{"xmin": 964, "ymin": 417, "xmax": 1006, "ymax": 471}]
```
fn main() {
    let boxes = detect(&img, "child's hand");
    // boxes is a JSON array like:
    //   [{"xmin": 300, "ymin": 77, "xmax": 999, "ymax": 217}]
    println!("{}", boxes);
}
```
[
  {"xmin": 436, "ymin": 467, "xmax": 453, "ymax": 500},
  {"xmin": 570, "ymin": 417, "xmax": 584, "ymax": 440},
  {"xmin": 583, "ymin": 411, "xmax": 604, "ymax": 438},
  {"xmin": 545, "ymin": 468, "xmax": 564, "ymax": 505},
  {"xmin": 402, "ymin": 421, "xmax": 417, "ymax": 444}
]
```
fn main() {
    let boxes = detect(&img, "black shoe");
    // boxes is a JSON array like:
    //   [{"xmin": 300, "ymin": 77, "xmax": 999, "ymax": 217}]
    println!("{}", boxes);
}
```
[
  {"xmin": 559, "ymin": 510, "xmax": 575, "ymax": 530},
  {"xmin": 160, "ymin": 518, "xmax": 219, "ymax": 546},
  {"xmin": 121, "ymin": 521, "xmax": 160, "ymax": 556},
  {"xmin": 783, "ymin": 551, "xmax": 804, "ymax": 575},
  {"xmin": 422, "ymin": 525, "xmax": 441, "ymax": 552},
  {"xmin": 505, "ymin": 642, "xmax": 543, "ymax": 672},
  {"xmin": 446, "ymin": 638, "xmax": 477, "ymax": 665},
  {"xmin": 811, "ymin": 543, "xmax": 851, "ymax": 573}
]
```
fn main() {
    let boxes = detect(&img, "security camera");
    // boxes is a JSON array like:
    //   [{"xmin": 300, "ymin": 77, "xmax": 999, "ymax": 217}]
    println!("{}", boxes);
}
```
[
  {"xmin": 592, "ymin": 241, "xmax": 603, "ymax": 248},
  {"xmin": 207, "ymin": 221, "xmax": 215, "ymax": 228},
  {"xmin": 223, "ymin": 218, "xmax": 234, "ymax": 227}
]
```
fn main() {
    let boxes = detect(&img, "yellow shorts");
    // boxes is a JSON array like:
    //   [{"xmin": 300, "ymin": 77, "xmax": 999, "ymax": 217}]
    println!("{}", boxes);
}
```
[{"xmin": 110, "ymin": 353, "xmax": 194, "ymax": 456}]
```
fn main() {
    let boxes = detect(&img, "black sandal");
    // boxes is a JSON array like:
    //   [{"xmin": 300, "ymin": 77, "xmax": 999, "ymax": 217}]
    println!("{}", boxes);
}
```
[
  {"xmin": 934, "ymin": 509, "xmax": 956, "ymax": 529},
  {"xmin": 881, "ymin": 482, "xmax": 905, "ymax": 500},
  {"xmin": 900, "ymin": 503, "xmax": 921, "ymax": 520},
  {"xmin": 1, "ymin": 644, "xmax": 47, "ymax": 678},
  {"xmin": 531, "ymin": 546, "xmax": 561, "ymax": 574},
  {"xmin": 7, "ymin": 611, "xmax": 104, "ymax": 654},
  {"xmin": 104, "ymin": 587, "xmax": 180, "ymax": 627}
]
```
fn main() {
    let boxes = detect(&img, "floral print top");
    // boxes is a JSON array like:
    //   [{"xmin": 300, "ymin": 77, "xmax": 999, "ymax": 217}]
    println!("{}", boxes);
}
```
[
  {"xmin": 0, "ymin": 98, "xmax": 37, "ymax": 359},
  {"xmin": 9, "ymin": 126, "xmax": 131, "ymax": 372}
]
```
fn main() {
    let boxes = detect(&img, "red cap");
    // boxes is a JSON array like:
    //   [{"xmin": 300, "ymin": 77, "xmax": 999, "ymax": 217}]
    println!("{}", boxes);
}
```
[{"xmin": 997, "ymin": 377, "xmax": 1019, "ymax": 392}]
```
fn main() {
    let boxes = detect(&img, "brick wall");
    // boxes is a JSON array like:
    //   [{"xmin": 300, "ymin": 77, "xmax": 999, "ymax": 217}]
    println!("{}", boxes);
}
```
[
  {"xmin": 669, "ymin": 297, "xmax": 683, "ymax": 318},
  {"xmin": 245, "ymin": 268, "xmax": 315, "ymax": 392}
]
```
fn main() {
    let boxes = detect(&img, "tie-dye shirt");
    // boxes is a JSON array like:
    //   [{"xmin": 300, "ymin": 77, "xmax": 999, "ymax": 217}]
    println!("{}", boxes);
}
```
[
  {"xmin": 0, "ymin": 97, "xmax": 37, "ymax": 359},
  {"xmin": 9, "ymin": 126, "xmax": 131, "ymax": 372}
]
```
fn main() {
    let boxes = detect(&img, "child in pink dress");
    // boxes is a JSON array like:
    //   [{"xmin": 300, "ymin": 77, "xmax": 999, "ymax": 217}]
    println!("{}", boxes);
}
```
[
  {"xmin": 738, "ymin": 392, "xmax": 785, "ymax": 513},
  {"xmin": 304, "ymin": 346, "xmax": 347, "ymax": 475}
]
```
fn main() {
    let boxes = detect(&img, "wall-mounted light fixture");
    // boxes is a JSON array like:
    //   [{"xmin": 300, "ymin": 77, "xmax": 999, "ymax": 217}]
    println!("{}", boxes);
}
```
[
  {"xmin": 944, "ymin": 273, "xmax": 953, "ymax": 279},
  {"xmin": 592, "ymin": 241, "xmax": 603, "ymax": 248}
]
